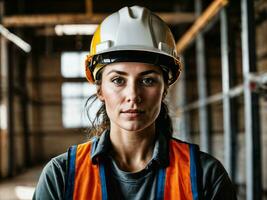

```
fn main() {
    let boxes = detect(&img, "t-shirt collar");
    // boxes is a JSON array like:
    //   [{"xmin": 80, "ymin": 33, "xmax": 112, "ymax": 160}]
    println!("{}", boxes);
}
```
[{"xmin": 91, "ymin": 130, "xmax": 169, "ymax": 167}]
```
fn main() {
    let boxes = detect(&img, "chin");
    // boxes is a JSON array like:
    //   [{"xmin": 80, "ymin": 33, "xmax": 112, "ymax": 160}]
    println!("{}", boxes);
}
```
[
  {"xmin": 122, "ymin": 125, "xmax": 144, "ymax": 132},
  {"xmin": 120, "ymin": 121, "xmax": 153, "ymax": 132}
]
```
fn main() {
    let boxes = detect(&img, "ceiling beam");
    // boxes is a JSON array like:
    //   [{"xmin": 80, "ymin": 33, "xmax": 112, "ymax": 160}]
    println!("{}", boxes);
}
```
[{"xmin": 2, "ymin": 12, "xmax": 195, "ymax": 27}]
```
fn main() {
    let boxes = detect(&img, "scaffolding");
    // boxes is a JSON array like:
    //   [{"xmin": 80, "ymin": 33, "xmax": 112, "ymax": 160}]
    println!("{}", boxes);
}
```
[{"xmin": 176, "ymin": 0, "xmax": 264, "ymax": 199}]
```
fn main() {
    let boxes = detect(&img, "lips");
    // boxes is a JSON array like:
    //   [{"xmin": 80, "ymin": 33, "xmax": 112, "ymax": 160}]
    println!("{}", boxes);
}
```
[
  {"xmin": 121, "ymin": 109, "xmax": 145, "ymax": 118},
  {"xmin": 121, "ymin": 109, "xmax": 145, "ymax": 114}
]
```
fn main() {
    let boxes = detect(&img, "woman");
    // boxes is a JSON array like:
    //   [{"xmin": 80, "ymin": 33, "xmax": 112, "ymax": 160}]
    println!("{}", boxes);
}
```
[{"xmin": 34, "ymin": 5, "xmax": 237, "ymax": 200}]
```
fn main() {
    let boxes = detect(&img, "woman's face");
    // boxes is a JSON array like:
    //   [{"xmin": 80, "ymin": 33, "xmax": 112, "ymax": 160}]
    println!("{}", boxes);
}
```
[{"xmin": 98, "ymin": 62, "xmax": 166, "ymax": 132}]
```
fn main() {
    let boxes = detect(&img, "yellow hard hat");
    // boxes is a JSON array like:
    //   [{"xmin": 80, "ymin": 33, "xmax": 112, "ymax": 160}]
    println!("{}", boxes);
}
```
[{"xmin": 85, "ymin": 5, "xmax": 181, "ymax": 85}]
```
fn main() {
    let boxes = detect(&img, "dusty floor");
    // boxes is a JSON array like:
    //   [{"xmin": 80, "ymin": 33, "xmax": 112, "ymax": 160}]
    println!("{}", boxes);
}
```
[{"xmin": 0, "ymin": 166, "xmax": 42, "ymax": 200}]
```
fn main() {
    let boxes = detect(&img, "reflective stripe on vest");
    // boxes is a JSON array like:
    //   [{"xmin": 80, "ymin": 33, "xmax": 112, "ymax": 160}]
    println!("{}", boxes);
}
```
[{"xmin": 65, "ymin": 138, "xmax": 200, "ymax": 200}]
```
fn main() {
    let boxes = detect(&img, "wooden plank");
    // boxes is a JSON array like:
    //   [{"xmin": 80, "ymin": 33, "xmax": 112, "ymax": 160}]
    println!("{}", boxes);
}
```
[
  {"xmin": 176, "ymin": 0, "xmax": 228, "ymax": 53},
  {"xmin": 158, "ymin": 12, "xmax": 196, "ymax": 25},
  {"xmin": 2, "ymin": 12, "xmax": 195, "ymax": 27}
]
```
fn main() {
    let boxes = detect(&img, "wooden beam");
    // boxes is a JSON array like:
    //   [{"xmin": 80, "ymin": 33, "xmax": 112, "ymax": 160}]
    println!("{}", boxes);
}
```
[
  {"xmin": 3, "ymin": 13, "xmax": 105, "ymax": 27},
  {"xmin": 85, "ymin": 0, "xmax": 93, "ymax": 15},
  {"xmin": 176, "ymin": 0, "xmax": 228, "ymax": 54},
  {"xmin": 160, "ymin": 12, "xmax": 196, "ymax": 25},
  {"xmin": 2, "ymin": 12, "xmax": 195, "ymax": 27}
]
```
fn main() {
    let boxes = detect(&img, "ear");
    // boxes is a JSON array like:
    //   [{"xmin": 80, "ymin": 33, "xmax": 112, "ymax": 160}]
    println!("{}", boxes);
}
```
[
  {"xmin": 96, "ymin": 87, "xmax": 105, "ymax": 102},
  {"xmin": 162, "ymin": 86, "xmax": 168, "ymax": 100},
  {"xmin": 162, "ymin": 90, "xmax": 168, "ymax": 100}
]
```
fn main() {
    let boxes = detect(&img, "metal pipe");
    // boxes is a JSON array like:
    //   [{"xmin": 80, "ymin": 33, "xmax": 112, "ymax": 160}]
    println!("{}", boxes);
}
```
[
  {"xmin": 220, "ymin": 7, "xmax": 233, "ymax": 177},
  {"xmin": 178, "ymin": 65, "xmax": 191, "ymax": 141},
  {"xmin": 241, "ymin": 0, "xmax": 262, "ymax": 199},
  {"xmin": 0, "ymin": 25, "xmax": 31, "ymax": 52},
  {"xmin": 177, "ymin": 69, "xmax": 267, "ymax": 114},
  {"xmin": 195, "ymin": 0, "xmax": 210, "ymax": 153},
  {"xmin": 177, "ymin": 84, "xmax": 243, "ymax": 114}
]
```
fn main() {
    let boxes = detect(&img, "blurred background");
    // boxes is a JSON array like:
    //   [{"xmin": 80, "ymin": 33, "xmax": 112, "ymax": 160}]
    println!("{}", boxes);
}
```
[{"xmin": 0, "ymin": 0, "xmax": 267, "ymax": 199}]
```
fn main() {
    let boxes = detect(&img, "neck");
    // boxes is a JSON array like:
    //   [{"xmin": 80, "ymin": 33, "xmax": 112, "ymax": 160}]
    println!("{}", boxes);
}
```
[{"xmin": 109, "ymin": 124, "xmax": 156, "ymax": 172}]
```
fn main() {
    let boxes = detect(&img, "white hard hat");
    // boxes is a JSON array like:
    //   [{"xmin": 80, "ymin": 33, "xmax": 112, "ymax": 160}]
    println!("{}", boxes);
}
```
[{"xmin": 85, "ymin": 5, "xmax": 181, "ymax": 85}]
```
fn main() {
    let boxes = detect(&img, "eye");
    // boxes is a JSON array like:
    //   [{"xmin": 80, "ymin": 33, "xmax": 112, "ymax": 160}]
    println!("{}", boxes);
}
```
[
  {"xmin": 140, "ymin": 77, "xmax": 156, "ymax": 86},
  {"xmin": 111, "ymin": 77, "xmax": 125, "ymax": 86}
]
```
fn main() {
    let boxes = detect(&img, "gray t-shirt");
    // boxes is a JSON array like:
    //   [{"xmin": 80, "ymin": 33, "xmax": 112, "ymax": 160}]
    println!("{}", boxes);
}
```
[
  {"xmin": 33, "ymin": 131, "xmax": 237, "ymax": 200},
  {"xmin": 89, "ymin": 131, "xmax": 167, "ymax": 200},
  {"xmin": 106, "ymin": 156, "xmax": 158, "ymax": 200}
]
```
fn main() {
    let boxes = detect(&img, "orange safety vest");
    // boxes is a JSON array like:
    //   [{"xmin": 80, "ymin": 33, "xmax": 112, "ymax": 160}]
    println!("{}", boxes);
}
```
[{"xmin": 65, "ymin": 138, "xmax": 201, "ymax": 200}]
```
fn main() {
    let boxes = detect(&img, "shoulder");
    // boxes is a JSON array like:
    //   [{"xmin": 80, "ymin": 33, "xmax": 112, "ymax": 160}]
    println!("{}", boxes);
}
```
[
  {"xmin": 44, "ymin": 139, "xmax": 98, "ymax": 173},
  {"xmin": 169, "ymin": 139, "xmax": 236, "ymax": 199},
  {"xmin": 169, "ymin": 137, "xmax": 199, "ymax": 152},
  {"xmin": 199, "ymin": 151, "xmax": 229, "ymax": 185},
  {"xmin": 43, "ymin": 152, "xmax": 68, "ymax": 174},
  {"xmin": 38, "ymin": 152, "xmax": 68, "ymax": 184},
  {"xmin": 170, "ymin": 137, "xmax": 198, "ymax": 146},
  {"xmin": 199, "ymin": 152, "xmax": 237, "ymax": 199},
  {"xmin": 199, "ymin": 151, "xmax": 226, "ymax": 176},
  {"xmin": 33, "ymin": 153, "xmax": 68, "ymax": 200}
]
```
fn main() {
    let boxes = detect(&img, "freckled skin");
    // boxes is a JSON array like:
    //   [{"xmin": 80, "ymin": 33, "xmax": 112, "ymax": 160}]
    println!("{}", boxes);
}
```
[{"xmin": 98, "ymin": 62, "xmax": 165, "ymax": 133}]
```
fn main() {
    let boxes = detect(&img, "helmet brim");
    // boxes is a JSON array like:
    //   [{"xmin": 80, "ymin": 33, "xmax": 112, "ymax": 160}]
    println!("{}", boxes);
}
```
[{"xmin": 86, "ymin": 50, "xmax": 181, "ymax": 85}]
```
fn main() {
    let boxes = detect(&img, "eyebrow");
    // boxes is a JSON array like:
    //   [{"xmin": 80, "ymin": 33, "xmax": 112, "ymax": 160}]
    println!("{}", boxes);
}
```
[{"xmin": 107, "ymin": 69, "xmax": 161, "ymax": 76}]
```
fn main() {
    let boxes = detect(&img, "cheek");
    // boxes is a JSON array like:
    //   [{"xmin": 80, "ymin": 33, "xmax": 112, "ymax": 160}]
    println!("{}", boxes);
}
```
[
  {"xmin": 102, "ymin": 94, "xmax": 117, "ymax": 119},
  {"xmin": 101, "ymin": 85, "xmax": 121, "ymax": 113},
  {"xmin": 143, "ymin": 89, "xmax": 164, "ymax": 116},
  {"xmin": 100, "ymin": 81, "xmax": 118, "ymax": 100},
  {"xmin": 144, "ymin": 87, "xmax": 164, "ymax": 102}
]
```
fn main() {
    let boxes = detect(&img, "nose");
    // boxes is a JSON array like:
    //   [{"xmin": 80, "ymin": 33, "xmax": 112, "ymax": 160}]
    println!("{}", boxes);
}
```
[{"xmin": 126, "ymin": 81, "xmax": 142, "ymax": 104}]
